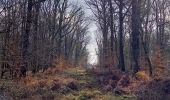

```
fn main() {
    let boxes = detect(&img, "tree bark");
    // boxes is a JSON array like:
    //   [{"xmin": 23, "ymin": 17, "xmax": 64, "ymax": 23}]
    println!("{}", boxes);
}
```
[
  {"xmin": 108, "ymin": 0, "xmax": 115, "ymax": 68},
  {"xmin": 22, "ymin": 0, "xmax": 33, "ymax": 68},
  {"xmin": 118, "ymin": 0, "xmax": 125, "ymax": 71},
  {"xmin": 131, "ymin": 0, "xmax": 141, "ymax": 74},
  {"xmin": 32, "ymin": 1, "xmax": 41, "ymax": 73}
]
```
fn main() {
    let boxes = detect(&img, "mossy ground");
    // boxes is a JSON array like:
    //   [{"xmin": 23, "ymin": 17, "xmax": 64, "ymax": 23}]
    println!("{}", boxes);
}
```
[
  {"xmin": 58, "ymin": 67, "xmax": 136, "ymax": 100},
  {"xmin": 0, "ymin": 67, "xmax": 136, "ymax": 100}
]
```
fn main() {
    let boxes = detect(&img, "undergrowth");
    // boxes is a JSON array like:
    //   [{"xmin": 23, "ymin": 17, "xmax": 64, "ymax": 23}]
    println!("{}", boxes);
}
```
[{"xmin": 0, "ymin": 66, "xmax": 137, "ymax": 100}]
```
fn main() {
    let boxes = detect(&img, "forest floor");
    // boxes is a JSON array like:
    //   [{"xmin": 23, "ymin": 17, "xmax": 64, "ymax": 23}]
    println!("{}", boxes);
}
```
[
  {"xmin": 1, "ymin": 66, "xmax": 170, "ymax": 100},
  {"xmin": 0, "ymin": 67, "xmax": 136, "ymax": 100}
]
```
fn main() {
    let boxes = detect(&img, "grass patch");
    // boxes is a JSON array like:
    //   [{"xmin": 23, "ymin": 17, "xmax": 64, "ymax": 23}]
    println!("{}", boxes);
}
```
[
  {"xmin": 60, "ymin": 89, "xmax": 136, "ymax": 100},
  {"xmin": 0, "ymin": 67, "xmax": 136, "ymax": 100}
]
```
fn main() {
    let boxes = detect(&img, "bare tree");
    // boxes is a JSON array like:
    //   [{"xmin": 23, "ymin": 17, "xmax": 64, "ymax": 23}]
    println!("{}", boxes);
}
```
[{"xmin": 131, "ymin": 0, "xmax": 141, "ymax": 73}]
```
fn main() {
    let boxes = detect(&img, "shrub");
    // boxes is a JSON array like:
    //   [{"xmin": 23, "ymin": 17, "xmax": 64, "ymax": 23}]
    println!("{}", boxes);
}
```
[
  {"xmin": 136, "ymin": 71, "xmax": 150, "ymax": 81},
  {"xmin": 66, "ymin": 81, "xmax": 79, "ymax": 90},
  {"xmin": 78, "ymin": 91, "xmax": 95, "ymax": 100},
  {"xmin": 41, "ymin": 92, "xmax": 55, "ymax": 100},
  {"xmin": 137, "ymin": 79, "xmax": 170, "ymax": 100},
  {"xmin": 152, "ymin": 47, "xmax": 168, "ymax": 77},
  {"xmin": 51, "ymin": 82, "xmax": 61, "ymax": 91}
]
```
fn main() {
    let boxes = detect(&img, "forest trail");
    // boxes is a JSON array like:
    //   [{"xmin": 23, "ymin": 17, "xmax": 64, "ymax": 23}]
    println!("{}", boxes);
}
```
[{"xmin": 0, "ymin": 67, "xmax": 136, "ymax": 100}]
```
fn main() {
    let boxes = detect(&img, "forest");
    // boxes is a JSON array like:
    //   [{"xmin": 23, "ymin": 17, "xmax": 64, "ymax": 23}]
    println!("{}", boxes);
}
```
[{"xmin": 0, "ymin": 0, "xmax": 170, "ymax": 100}]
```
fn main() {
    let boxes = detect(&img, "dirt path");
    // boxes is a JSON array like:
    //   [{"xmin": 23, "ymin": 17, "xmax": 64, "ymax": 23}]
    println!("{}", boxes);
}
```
[{"xmin": 0, "ymin": 67, "xmax": 136, "ymax": 100}]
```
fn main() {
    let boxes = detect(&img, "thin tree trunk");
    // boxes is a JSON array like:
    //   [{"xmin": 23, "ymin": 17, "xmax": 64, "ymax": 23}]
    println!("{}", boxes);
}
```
[
  {"xmin": 118, "ymin": 0, "xmax": 125, "ymax": 71},
  {"xmin": 142, "ymin": 0, "xmax": 152, "ymax": 76},
  {"xmin": 32, "ymin": 2, "xmax": 41, "ymax": 73},
  {"xmin": 109, "ymin": 0, "xmax": 115, "ymax": 68}
]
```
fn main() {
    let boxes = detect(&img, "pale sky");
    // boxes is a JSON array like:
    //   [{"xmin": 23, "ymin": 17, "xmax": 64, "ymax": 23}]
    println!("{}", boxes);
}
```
[{"xmin": 69, "ymin": 0, "xmax": 98, "ymax": 64}]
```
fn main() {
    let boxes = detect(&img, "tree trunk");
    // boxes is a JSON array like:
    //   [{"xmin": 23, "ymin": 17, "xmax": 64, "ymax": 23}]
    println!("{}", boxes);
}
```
[
  {"xmin": 22, "ymin": 0, "xmax": 33, "ymax": 68},
  {"xmin": 109, "ymin": 0, "xmax": 115, "ymax": 68},
  {"xmin": 118, "ymin": 0, "xmax": 125, "ymax": 71},
  {"xmin": 32, "ymin": 2, "xmax": 41, "ymax": 73},
  {"xmin": 131, "ymin": 0, "xmax": 141, "ymax": 74},
  {"xmin": 102, "ymin": 0, "xmax": 109, "ymax": 72}
]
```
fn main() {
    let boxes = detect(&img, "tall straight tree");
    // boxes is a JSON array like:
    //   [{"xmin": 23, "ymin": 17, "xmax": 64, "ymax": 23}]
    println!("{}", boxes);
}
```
[
  {"xmin": 131, "ymin": 0, "xmax": 141, "ymax": 73},
  {"xmin": 22, "ymin": 0, "xmax": 33, "ymax": 67},
  {"xmin": 108, "ymin": 0, "xmax": 114, "ymax": 56},
  {"xmin": 118, "ymin": 0, "xmax": 125, "ymax": 71},
  {"xmin": 32, "ymin": 1, "xmax": 41, "ymax": 73},
  {"xmin": 101, "ymin": 0, "xmax": 109, "ymax": 69},
  {"xmin": 108, "ymin": 0, "xmax": 116, "ymax": 69}
]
